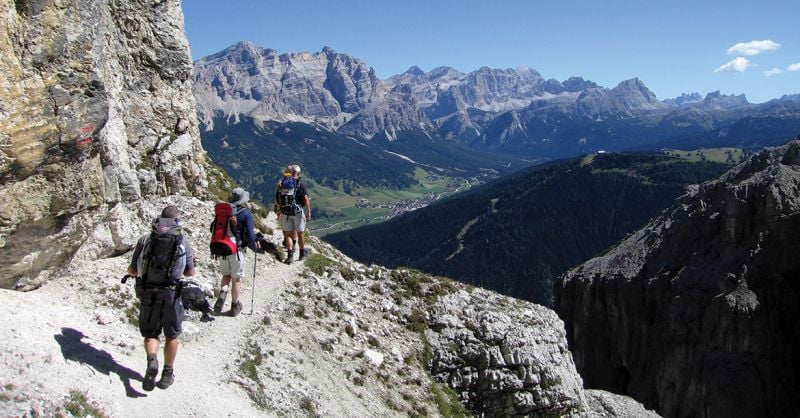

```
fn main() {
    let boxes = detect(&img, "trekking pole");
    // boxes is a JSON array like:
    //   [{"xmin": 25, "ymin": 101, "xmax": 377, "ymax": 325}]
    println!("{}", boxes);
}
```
[{"xmin": 250, "ymin": 253, "xmax": 257, "ymax": 315}]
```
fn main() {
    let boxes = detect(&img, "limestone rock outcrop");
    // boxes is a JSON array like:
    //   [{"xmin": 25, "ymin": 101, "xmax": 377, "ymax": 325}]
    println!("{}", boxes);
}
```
[
  {"xmin": 555, "ymin": 139, "xmax": 800, "ymax": 417},
  {"xmin": 427, "ymin": 288, "xmax": 587, "ymax": 416},
  {"xmin": 0, "ymin": 0, "xmax": 207, "ymax": 288}
]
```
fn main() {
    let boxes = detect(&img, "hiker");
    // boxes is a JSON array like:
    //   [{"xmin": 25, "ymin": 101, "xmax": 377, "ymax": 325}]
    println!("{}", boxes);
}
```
[
  {"xmin": 274, "ymin": 164, "xmax": 311, "ymax": 264},
  {"xmin": 213, "ymin": 187, "xmax": 259, "ymax": 316},
  {"xmin": 127, "ymin": 205, "xmax": 194, "ymax": 391}
]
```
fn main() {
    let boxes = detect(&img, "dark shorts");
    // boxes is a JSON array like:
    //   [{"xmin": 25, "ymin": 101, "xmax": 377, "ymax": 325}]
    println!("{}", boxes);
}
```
[{"xmin": 138, "ymin": 287, "xmax": 184, "ymax": 339}]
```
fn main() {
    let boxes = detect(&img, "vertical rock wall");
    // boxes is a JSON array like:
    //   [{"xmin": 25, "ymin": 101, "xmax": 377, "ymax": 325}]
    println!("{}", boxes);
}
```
[
  {"xmin": 555, "ymin": 140, "xmax": 800, "ymax": 417},
  {"xmin": 0, "ymin": 0, "xmax": 207, "ymax": 288}
]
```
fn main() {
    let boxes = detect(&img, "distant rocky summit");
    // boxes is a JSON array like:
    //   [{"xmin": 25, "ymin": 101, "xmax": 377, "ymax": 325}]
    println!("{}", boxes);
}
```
[
  {"xmin": 195, "ymin": 42, "xmax": 800, "ymax": 159},
  {"xmin": 0, "ymin": 0, "xmax": 208, "ymax": 288},
  {"xmin": 193, "ymin": 42, "xmax": 428, "ymax": 139},
  {"xmin": 556, "ymin": 139, "xmax": 800, "ymax": 417},
  {"xmin": 192, "ymin": 42, "xmax": 673, "ymax": 144}
]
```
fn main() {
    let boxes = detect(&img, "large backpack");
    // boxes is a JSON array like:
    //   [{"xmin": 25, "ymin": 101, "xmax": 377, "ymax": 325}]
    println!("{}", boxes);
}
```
[
  {"xmin": 210, "ymin": 203, "xmax": 239, "ymax": 257},
  {"xmin": 140, "ymin": 218, "xmax": 185, "ymax": 287},
  {"xmin": 278, "ymin": 176, "xmax": 301, "ymax": 216}
]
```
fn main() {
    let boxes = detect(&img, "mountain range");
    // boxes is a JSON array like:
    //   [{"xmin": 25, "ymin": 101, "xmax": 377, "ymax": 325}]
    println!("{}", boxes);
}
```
[{"xmin": 194, "ymin": 42, "xmax": 800, "ymax": 160}]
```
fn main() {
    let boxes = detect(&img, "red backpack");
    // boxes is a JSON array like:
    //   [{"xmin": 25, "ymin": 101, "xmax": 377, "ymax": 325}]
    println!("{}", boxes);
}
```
[{"xmin": 210, "ymin": 203, "xmax": 239, "ymax": 257}]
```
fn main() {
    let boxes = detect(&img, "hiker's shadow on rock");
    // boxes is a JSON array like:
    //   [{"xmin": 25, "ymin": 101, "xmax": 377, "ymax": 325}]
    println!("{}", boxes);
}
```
[{"xmin": 54, "ymin": 327, "xmax": 146, "ymax": 398}]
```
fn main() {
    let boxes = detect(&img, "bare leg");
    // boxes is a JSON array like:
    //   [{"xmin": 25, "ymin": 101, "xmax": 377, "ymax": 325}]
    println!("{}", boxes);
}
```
[
  {"xmin": 297, "ymin": 230, "xmax": 306, "ymax": 251},
  {"xmin": 164, "ymin": 338, "xmax": 178, "ymax": 367},
  {"xmin": 214, "ymin": 276, "xmax": 231, "ymax": 313},
  {"xmin": 219, "ymin": 275, "xmax": 231, "ymax": 290},
  {"xmin": 231, "ymin": 278, "xmax": 241, "ymax": 303},
  {"xmin": 143, "ymin": 338, "xmax": 160, "ymax": 390},
  {"xmin": 144, "ymin": 338, "xmax": 160, "ymax": 355},
  {"xmin": 283, "ymin": 230, "xmax": 293, "ymax": 251}
]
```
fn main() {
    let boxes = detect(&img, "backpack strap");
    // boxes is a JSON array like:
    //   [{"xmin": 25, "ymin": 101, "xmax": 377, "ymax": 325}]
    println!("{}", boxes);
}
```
[
  {"xmin": 140, "ymin": 232, "xmax": 156, "ymax": 284},
  {"xmin": 162, "ymin": 235, "xmax": 183, "ymax": 286}
]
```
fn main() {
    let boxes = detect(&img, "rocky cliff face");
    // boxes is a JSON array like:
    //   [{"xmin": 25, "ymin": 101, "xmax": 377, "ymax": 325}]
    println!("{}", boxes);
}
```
[
  {"xmin": 0, "ymin": 0, "xmax": 207, "ymax": 288},
  {"xmin": 193, "ymin": 42, "xmax": 428, "ymax": 139},
  {"xmin": 427, "ymin": 288, "xmax": 586, "ymax": 416},
  {"xmin": 555, "ymin": 139, "xmax": 800, "ymax": 417}
]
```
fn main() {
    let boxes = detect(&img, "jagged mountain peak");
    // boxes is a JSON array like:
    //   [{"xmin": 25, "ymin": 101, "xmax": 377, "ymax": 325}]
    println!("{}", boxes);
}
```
[
  {"xmin": 778, "ymin": 93, "xmax": 800, "ymax": 102},
  {"xmin": 613, "ymin": 77, "xmax": 656, "ymax": 96},
  {"xmin": 404, "ymin": 65, "xmax": 425, "ymax": 76},
  {"xmin": 576, "ymin": 77, "xmax": 664, "ymax": 117},
  {"xmin": 199, "ymin": 41, "xmax": 272, "ymax": 64},
  {"xmin": 704, "ymin": 90, "xmax": 749, "ymax": 103},
  {"xmin": 664, "ymin": 92, "xmax": 703, "ymax": 107},
  {"xmin": 428, "ymin": 65, "xmax": 462, "ymax": 78},
  {"xmin": 193, "ymin": 41, "xmax": 419, "ymax": 136},
  {"xmin": 562, "ymin": 76, "xmax": 599, "ymax": 92}
]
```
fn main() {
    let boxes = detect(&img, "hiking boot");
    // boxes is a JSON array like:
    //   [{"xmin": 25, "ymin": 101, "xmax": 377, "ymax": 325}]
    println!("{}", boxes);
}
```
[
  {"xmin": 143, "ymin": 355, "xmax": 158, "ymax": 391},
  {"xmin": 285, "ymin": 249, "xmax": 295, "ymax": 265},
  {"xmin": 156, "ymin": 367, "xmax": 174, "ymax": 390},
  {"xmin": 213, "ymin": 288, "xmax": 228, "ymax": 314},
  {"xmin": 298, "ymin": 248, "xmax": 308, "ymax": 261},
  {"xmin": 230, "ymin": 300, "xmax": 242, "ymax": 317},
  {"xmin": 200, "ymin": 311, "xmax": 215, "ymax": 322}
]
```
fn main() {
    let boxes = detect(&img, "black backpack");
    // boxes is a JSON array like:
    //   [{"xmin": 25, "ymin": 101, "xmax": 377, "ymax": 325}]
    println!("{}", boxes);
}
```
[
  {"xmin": 140, "ymin": 218, "xmax": 185, "ymax": 287},
  {"xmin": 278, "ymin": 176, "xmax": 301, "ymax": 216}
]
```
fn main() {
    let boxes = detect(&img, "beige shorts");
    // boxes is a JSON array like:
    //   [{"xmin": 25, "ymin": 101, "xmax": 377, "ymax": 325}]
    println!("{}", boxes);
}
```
[
  {"xmin": 280, "ymin": 209, "xmax": 306, "ymax": 232},
  {"xmin": 219, "ymin": 251, "xmax": 245, "ymax": 279}
]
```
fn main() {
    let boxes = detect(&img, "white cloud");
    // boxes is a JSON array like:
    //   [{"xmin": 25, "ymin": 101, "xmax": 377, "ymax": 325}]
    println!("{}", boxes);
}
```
[
  {"xmin": 788, "ymin": 63, "xmax": 800, "ymax": 72},
  {"xmin": 727, "ymin": 40, "xmax": 781, "ymax": 56},
  {"xmin": 763, "ymin": 68, "xmax": 783, "ymax": 77},
  {"xmin": 715, "ymin": 57, "xmax": 751, "ymax": 73}
]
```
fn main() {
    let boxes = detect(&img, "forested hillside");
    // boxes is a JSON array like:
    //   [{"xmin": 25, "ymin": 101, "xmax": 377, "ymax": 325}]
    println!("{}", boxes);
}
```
[{"xmin": 325, "ymin": 152, "xmax": 737, "ymax": 305}]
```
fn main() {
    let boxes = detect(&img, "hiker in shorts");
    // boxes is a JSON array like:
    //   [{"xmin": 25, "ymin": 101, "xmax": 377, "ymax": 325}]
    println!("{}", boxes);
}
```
[
  {"xmin": 213, "ymin": 187, "xmax": 259, "ymax": 317},
  {"xmin": 274, "ymin": 164, "xmax": 311, "ymax": 264},
  {"xmin": 127, "ymin": 205, "xmax": 194, "ymax": 391}
]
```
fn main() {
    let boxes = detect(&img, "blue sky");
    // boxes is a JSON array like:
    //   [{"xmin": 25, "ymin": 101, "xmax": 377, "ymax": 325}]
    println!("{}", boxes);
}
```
[{"xmin": 183, "ymin": 0, "xmax": 799, "ymax": 103}]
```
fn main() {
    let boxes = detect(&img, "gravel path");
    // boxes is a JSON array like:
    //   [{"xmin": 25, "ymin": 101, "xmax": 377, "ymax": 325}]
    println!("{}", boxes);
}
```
[{"xmin": 0, "ymin": 248, "xmax": 304, "ymax": 417}]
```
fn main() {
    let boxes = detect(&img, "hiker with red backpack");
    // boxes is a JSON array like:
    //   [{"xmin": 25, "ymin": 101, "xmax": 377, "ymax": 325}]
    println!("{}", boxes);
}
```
[
  {"xmin": 211, "ymin": 187, "xmax": 259, "ymax": 317},
  {"xmin": 127, "ymin": 205, "xmax": 195, "ymax": 391},
  {"xmin": 274, "ymin": 164, "xmax": 311, "ymax": 264}
]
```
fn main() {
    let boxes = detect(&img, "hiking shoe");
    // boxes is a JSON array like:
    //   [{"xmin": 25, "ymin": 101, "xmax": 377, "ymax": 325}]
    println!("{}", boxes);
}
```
[
  {"xmin": 298, "ymin": 248, "xmax": 308, "ymax": 261},
  {"xmin": 213, "ymin": 295, "xmax": 225, "ymax": 314},
  {"xmin": 200, "ymin": 312, "xmax": 215, "ymax": 322},
  {"xmin": 230, "ymin": 301, "xmax": 243, "ymax": 317},
  {"xmin": 143, "ymin": 356, "xmax": 158, "ymax": 391},
  {"xmin": 285, "ymin": 250, "xmax": 295, "ymax": 265},
  {"xmin": 156, "ymin": 368, "xmax": 174, "ymax": 390}
]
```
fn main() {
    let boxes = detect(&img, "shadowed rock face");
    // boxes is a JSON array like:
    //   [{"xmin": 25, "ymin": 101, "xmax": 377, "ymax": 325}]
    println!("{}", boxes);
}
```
[
  {"xmin": 555, "ymin": 139, "xmax": 800, "ymax": 417},
  {"xmin": 0, "ymin": 0, "xmax": 207, "ymax": 288}
]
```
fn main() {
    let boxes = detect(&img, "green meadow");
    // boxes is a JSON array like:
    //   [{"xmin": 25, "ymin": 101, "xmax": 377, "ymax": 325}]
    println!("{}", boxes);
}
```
[{"xmin": 310, "ymin": 168, "xmax": 478, "ymax": 236}]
